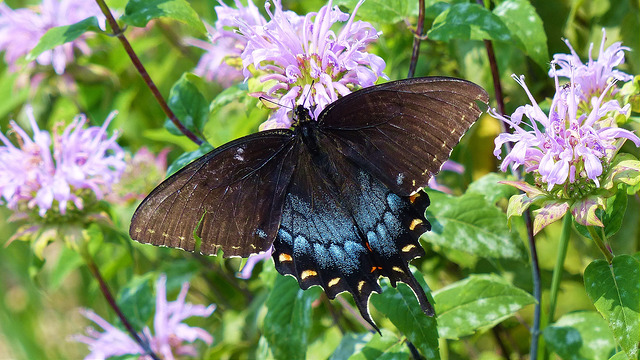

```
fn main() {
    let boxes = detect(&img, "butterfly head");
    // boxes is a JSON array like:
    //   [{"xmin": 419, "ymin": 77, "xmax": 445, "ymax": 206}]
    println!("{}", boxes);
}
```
[{"xmin": 293, "ymin": 104, "xmax": 315, "ymax": 126}]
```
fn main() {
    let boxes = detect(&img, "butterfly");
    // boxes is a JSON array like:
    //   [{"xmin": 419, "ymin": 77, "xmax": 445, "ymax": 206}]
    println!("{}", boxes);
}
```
[{"xmin": 130, "ymin": 76, "xmax": 489, "ymax": 331}]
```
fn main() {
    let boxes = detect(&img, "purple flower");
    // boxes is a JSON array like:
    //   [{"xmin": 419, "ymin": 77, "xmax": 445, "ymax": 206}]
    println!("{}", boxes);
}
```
[
  {"xmin": 427, "ymin": 160, "xmax": 465, "ymax": 194},
  {"xmin": 492, "ymin": 73, "xmax": 638, "ymax": 192},
  {"xmin": 187, "ymin": 1, "xmax": 266, "ymax": 86},
  {"xmin": 0, "ymin": 106, "xmax": 125, "ymax": 217},
  {"xmin": 0, "ymin": 0, "xmax": 104, "ymax": 74},
  {"xmin": 238, "ymin": 246, "xmax": 274, "ymax": 279},
  {"xmin": 73, "ymin": 275, "xmax": 215, "ymax": 360},
  {"xmin": 107, "ymin": 147, "xmax": 169, "ymax": 204},
  {"xmin": 239, "ymin": 0, "xmax": 387, "ymax": 129},
  {"xmin": 550, "ymin": 29, "xmax": 633, "ymax": 103}
]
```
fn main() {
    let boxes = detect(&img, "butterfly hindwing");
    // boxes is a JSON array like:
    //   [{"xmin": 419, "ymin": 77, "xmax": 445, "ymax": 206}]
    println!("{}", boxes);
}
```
[
  {"xmin": 318, "ymin": 77, "xmax": 489, "ymax": 196},
  {"xmin": 129, "ymin": 130, "xmax": 297, "ymax": 257},
  {"xmin": 272, "ymin": 128, "xmax": 434, "ymax": 331}
]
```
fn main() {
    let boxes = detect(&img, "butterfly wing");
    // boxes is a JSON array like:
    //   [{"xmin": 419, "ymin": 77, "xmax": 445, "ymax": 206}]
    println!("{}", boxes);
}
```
[
  {"xmin": 129, "ymin": 130, "xmax": 297, "ymax": 257},
  {"xmin": 318, "ymin": 76, "xmax": 489, "ymax": 196},
  {"xmin": 272, "ymin": 129, "xmax": 434, "ymax": 331}
]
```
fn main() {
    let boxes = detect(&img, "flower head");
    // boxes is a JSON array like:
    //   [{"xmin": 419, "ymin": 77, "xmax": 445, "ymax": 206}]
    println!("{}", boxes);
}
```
[
  {"xmin": 107, "ymin": 147, "xmax": 169, "ymax": 204},
  {"xmin": 0, "ymin": 107, "xmax": 125, "ymax": 217},
  {"xmin": 73, "ymin": 274, "xmax": 215, "ymax": 360},
  {"xmin": 239, "ymin": 0, "xmax": 387, "ymax": 129},
  {"xmin": 550, "ymin": 29, "xmax": 632, "ymax": 104},
  {"xmin": 491, "ymin": 72, "xmax": 640, "ymax": 232},
  {"xmin": 0, "ymin": 0, "xmax": 104, "ymax": 74}
]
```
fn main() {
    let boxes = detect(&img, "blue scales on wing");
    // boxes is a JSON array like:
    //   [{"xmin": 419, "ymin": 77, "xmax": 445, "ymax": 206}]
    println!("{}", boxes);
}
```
[{"xmin": 271, "ymin": 128, "xmax": 434, "ymax": 331}]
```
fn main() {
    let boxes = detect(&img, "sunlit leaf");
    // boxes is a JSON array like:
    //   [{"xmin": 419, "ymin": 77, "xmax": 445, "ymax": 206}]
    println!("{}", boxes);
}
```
[{"xmin": 433, "ymin": 274, "xmax": 535, "ymax": 339}]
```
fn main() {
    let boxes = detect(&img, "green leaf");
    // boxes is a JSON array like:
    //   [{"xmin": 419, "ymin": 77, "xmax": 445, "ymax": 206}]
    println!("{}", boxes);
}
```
[
  {"xmin": 49, "ymin": 245, "xmax": 83, "ymax": 290},
  {"xmin": 205, "ymin": 83, "xmax": 268, "ymax": 147},
  {"xmin": 166, "ymin": 143, "xmax": 214, "ymax": 177},
  {"xmin": 575, "ymin": 188, "xmax": 628, "ymax": 240},
  {"xmin": 27, "ymin": 17, "xmax": 101, "ymax": 61},
  {"xmin": 493, "ymin": 0, "xmax": 549, "ymax": 69},
  {"xmin": 117, "ymin": 274, "xmax": 155, "ymax": 330},
  {"xmin": 610, "ymin": 352, "xmax": 632, "ymax": 360},
  {"xmin": 433, "ymin": 274, "xmax": 535, "ymax": 339},
  {"xmin": 466, "ymin": 172, "xmax": 518, "ymax": 205},
  {"xmin": 543, "ymin": 311, "xmax": 616, "ymax": 360},
  {"xmin": 347, "ymin": 329, "xmax": 411, "ymax": 360},
  {"xmin": 422, "ymin": 190, "xmax": 526, "ymax": 260},
  {"xmin": 121, "ymin": 0, "xmax": 206, "ymax": 35},
  {"xmin": 334, "ymin": 0, "xmax": 416, "ymax": 24},
  {"xmin": 584, "ymin": 255, "xmax": 640, "ymax": 359},
  {"xmin": 165, "ymin": 73, "xmax": 209, "ymax": 136},
  {"xmin": 533, "ymin": 200, "xmax": 571, "ymax": 234},
  {"xmin": 263, "ymin": 275, "xmax": 319, "ymax": 360},
  {"xmin": 330, "ymin": 333, "xmax": 372, "ymax": 360},
  {"xmin": 427, "ymin": 3, "xmax": 513, "ymax": 43},
  {"xmin": 371, "ymin": 274, "xmax": 439, "ymax": 359}
]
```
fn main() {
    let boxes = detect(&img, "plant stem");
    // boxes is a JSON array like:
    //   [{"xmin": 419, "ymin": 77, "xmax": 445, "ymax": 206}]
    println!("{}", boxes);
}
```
[
  {"xmin": 93, "ymin": 0, "xmax": 203, "ymax": 146},
  {"xmin": 81, "ymin": 249, "xmax": 160, "ymax": 360},
  {"xmin": 588, "ymin": 226, "xmax": 614, "ymax": 263},
  {"xmin": 475, "ymin": 1, "xmax": 542, "ymax": 357},
  {"xmin": 548, "ymin": 214, "xmax": 572, "ymax": 323},
  {"xmin": 523, "ymin": 210, "xmax": 542, "ymax": 360},
  {"xmin": 407, "ymin": 0, "xmax": 425, "ymax": 78}
]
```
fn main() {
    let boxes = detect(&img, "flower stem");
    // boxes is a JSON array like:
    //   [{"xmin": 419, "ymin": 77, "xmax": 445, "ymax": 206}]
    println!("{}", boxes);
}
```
[
  {"xmin": 548, "ymin": 214, "xmax": 572, "ymax": 322},
  {"xmin": 80, "ymin": 247, "xmax": 160, "ymax": 360},
  {"xmin": 93, "ymin": 0, "xmax": 203, "ymax": 146},
  {"xmin": 407, "ymin": 0, "xmax": 425, "ymax": 78},
  {"xmin": 587, "ymin": 226, "xmax": 614, "ymax": 263},
  {"xmin": 523, "ymin": 210, "xmax": 542, "ymax": 360}
]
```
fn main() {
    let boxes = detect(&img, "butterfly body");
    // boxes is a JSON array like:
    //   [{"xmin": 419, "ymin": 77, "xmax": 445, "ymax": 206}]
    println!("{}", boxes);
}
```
[{"xmin": 130, "ymin": 77, "xmax": 489, "ymax": 330}]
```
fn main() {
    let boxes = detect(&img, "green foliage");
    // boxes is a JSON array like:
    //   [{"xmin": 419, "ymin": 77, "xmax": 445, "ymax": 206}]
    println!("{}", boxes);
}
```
[
  {"xmin": 433, "ymin": 274, "xmax": 535, "ymax": 339},
  {"xmin": 543, "ymin": 311, "xmax": 616, "ymax": 360},
  {"xmin": 371, "ymin": 274, "xmax": 439, "ymax": 359},
  {"xmin": 263, "ymin": 275, "xmax": 319, "ymax": 360},
  {"xmin": 27, "ymin": 17, "xmax": 102, "ymax": 61},
  {"xmin": 120, "ymin": 0, "xmax": 206, "ymax": 35},
  {"xmin": 584, "ymin": 255, "xmax": 640, "ymax": 359},
  {"xmin": 422, "ymin": 190, "xmax": 526, "ymax": 260}
]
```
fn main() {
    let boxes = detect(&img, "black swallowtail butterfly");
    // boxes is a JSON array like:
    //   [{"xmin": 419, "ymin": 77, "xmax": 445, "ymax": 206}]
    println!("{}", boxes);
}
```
[{"xmin": 130, "ymin": 77, "xmax": 489, "ymax": 331}]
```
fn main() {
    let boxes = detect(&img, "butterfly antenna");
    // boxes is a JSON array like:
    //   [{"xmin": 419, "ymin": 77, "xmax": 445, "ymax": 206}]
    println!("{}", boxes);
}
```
[
  {"xmin": 258, "ymin": 96, "xmax": 293, "ymax": 110},
  {"xmin": 302, "ymin": 82, "xmax": 315, "ymax": 109}
]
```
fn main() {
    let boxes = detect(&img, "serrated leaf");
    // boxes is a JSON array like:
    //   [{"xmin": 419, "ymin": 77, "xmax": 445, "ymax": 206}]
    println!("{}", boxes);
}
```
[
  {"xmin": 27, "ymin": 17, "xmax": 101, "ymax": 61},
  {"xmin": 121, "ymin": 0, "xmax": 206, "ymax": 35},
  {"xmin": 263, "ymin": 275, "xmax": 319, "ymax": 360},
  {"xmin": 165, "ymin": 73, "xmax": 209, "ymax": 136},
  {"xmin": 427, "ymin": 3, "xmax": 513, "ymax": 43},
  {"xmin": 422, "ymin": 190, "xmax": 525, "ymax": 260},
  {"xmin": 584, "ymin": 255, "xmax": 640, "ymax": 359},
  {"xmin": 371, "ymin": 274, "xmax": 439, "ymax": 359},
  {"xmin": 543, "ymin": 311, "xmax": 616, "ymax": 360},
  {"xmin": 117, "ymin": 274, "xmax": 155, "ymax": 330},
  {"xmin": 493, "ymin": 0, "xmax": 549, "ymax": 69},
  {"xmin": 166, "ymin": 143, "xmax": 214, "ymax": 177},
  {"xmin": 433, "ymin": 274, "xmax": 535, "ymax": 339},
  {"xmin": 347, "ymin": 329, "xmax": 410, "ymax": 360}
]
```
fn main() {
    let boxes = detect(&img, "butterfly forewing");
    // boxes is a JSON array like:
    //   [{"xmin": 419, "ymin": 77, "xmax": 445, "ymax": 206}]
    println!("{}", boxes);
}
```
[
  {"xmin": 318, "ymin": 77, "xmax": 489, "ymax": 196},
  {"xmin": 129, "ymin": 130, "xmax": 297, "ymax": 257}
]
